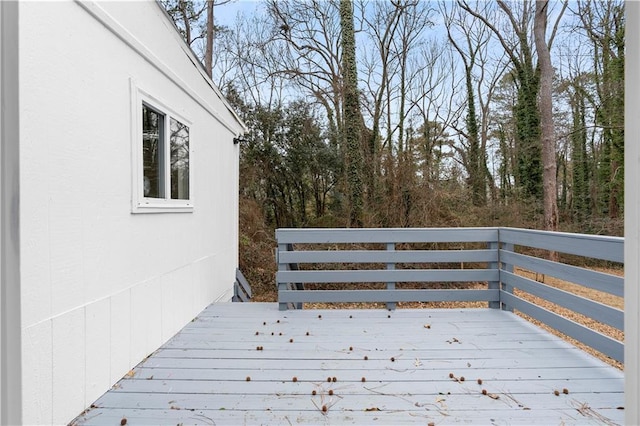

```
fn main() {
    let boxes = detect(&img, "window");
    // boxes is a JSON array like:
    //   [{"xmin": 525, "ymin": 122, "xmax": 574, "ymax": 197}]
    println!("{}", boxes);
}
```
[{"xmin": 132, "ymin": 84, "xmax": 193, "ymax": 213}]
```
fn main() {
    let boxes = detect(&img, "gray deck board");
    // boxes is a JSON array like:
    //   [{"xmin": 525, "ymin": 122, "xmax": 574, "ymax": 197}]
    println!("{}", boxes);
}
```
[{"xmin": 72, "ymin": 303, "xmax": 624, "ymax": 425}]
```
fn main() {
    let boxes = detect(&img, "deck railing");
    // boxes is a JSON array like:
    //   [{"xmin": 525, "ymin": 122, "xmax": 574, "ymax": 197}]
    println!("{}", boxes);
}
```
[{"xmin": 276, "ymin": 227, "xmax": 624, "ymax": 362}]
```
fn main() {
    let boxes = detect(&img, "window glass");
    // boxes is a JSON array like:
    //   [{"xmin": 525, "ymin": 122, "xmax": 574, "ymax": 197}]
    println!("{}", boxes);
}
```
[
  {"xmin": 170, "ymin": 118, "xmax": 190, "ymax": 200},
  {"xmin": 142, "ymin": 105, "xmax": 165, "ymax": 198}
]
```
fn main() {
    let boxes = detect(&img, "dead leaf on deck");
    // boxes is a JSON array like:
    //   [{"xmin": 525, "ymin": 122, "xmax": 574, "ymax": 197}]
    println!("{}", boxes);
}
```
[
  {"xmin": 125, "ymin": 369, "xmax": 135, "ymax": 378},
  {"xmin": 365, "ymin": 407, "xmax": 380, "ymax": 411}
]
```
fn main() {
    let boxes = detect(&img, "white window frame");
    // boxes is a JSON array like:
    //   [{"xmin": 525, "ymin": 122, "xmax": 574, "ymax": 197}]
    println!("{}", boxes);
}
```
[{"xmin": 131, "ymin": 80, "xmax": 194, "ymax": 213}]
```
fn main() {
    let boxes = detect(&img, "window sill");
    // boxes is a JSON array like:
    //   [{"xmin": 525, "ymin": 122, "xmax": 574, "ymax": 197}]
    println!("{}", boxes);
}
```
[{"xmin": 132, "ymin": 201, "xmax": 194, "ymax": 214}]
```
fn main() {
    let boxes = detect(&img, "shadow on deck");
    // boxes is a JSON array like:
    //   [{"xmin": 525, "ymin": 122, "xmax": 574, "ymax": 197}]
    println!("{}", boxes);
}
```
[{"xmin": 73, "ymin": 302, "xmax": 623, "ymax": 425}]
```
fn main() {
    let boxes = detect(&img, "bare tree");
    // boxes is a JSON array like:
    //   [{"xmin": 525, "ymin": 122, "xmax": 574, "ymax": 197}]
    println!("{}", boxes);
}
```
[
  {"xmin": 204, "ymin": 0, "xmax": 214, "ymax": 77},
  {"xmin": 535, "ymin": 0, "xmax": 559, "ymax": 234}
]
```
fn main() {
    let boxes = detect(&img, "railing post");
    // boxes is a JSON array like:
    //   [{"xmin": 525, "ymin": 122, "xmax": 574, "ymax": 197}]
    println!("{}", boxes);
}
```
[
  {"xmin": 500, "ymin": 242, "xmax": 514, "ymax": 312},
  {"xmin": 287, "ymin": 243, "xmax": 303, "ymax": 310},
  {"xmin": 277, "ymin": 243, "xmax": 289, "ymax": 311},
  {"xmin": 488, "ymin": 241, "xmax": 500, "ymax": 309},
  {"xmin": 386, "ymin": 242, "xmax": 396, "ymax": 310}
]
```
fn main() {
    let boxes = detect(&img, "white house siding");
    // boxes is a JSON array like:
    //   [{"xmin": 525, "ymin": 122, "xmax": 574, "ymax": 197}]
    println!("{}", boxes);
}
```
[{"xmin": 18, "ymin": 2, "xmax": 242, "ymax": 424}]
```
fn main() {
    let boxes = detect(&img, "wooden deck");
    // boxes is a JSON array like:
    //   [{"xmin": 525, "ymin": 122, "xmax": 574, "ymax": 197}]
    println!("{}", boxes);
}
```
[{"xmin": 72, "ymin": 302, "xmax": 624, "ymax": 425}]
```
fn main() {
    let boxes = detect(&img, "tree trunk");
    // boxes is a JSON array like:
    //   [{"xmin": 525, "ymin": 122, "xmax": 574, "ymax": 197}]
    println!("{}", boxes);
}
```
[
  {"xmin": 178, "ymin": 0, "xmax": 191, "ymax": 45},
  {"xmin": 340, "ymin": 0, "xmax": 364, "ymax": 227},
  {"xmin": 205, "ymin": 0, "xmax": 214, "ymax": 78},
  {"xmin": 534, "ymin": 1, "xmax": 558, "ymax": 237}
]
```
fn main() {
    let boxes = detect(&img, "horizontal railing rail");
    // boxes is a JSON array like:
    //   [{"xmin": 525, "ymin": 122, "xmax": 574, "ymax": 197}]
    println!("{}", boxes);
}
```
[
  {"xmin": 497, "ymin": 227, "xmax": 623, "ymax": 363},
  {"xmin": 232, "ymin": 268, "xmax": 252, "ymax": 302},
  {"xmin": 276, "ymin": 228, "xmax": 501, "ymax": 311},
  {"xmin": 275, "ymin": 227, "xmax": 624, "ymax": 363}
]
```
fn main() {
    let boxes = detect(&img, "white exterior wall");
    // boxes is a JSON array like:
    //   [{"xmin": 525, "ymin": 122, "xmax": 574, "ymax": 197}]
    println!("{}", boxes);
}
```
[
  {"xmin": 18, "ymin": 2, "xmax": 242, "ymax": 424},
  {"xmin": 626, "ymin": 2, "xmax": 639, "ymax": 424}
]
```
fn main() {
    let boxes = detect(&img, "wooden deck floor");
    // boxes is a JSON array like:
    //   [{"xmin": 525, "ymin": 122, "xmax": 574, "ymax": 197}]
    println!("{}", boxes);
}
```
[{"xmin": 72, "ymin": 303, "xmax": 624, "ymax": 425}]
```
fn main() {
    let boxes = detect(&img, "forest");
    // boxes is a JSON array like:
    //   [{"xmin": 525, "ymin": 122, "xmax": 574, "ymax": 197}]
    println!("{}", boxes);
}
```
[{"xmin": 161, "ymin": 0, "xmax": 624, "ymax": 299}]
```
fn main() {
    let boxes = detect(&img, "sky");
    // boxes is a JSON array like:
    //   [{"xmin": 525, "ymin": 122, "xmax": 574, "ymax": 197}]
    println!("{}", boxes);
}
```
[{"xmin": 215, "ymin": 0, "xmax": 263, "ymax": 25}]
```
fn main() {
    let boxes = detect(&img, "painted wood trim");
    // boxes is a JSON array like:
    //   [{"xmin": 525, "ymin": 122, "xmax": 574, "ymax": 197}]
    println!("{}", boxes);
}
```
[
  {"xmin": 500, "ymin": 292, "xmax": 623, "ymax": 363},
  {"xmin": 278, "ymin": 249, "xmax": 498, "ymax": 264},
  {"xmin": 500, "ymin": 250, "xmax": 623, "ymax": 297},
  {"xmin": 487, "ymin": 242, "xmax": 500, "ymax": 309},
  {"xmin": 277, "ymin": 269, "xmax": 498, "ymax": 284},
  {"xmin": 500, "ymin": 242, "xmax": 515, "ymax": 312},
  {"xmin": 279, "ymin": 289, "xmax": 499, "ymax": 304},
  {"xmin": 499, "ymin": 228, "xmax": 623, "ymax": 263},
  {"xmin": 385, "ymin": 243, "xmax": 395, "ymax": 310},
  {"xmin": 276, "ymin": 227, "xmax": 500, "ymax": 244},
  {"xmin": 501, "ymin": 271, "xmax": 623, "ymax": 331},
  {"xmin": 0, "ymin": 2, "xmax": 22, "ymax": 423},
  {"xmin": 74, "ymin": 1, "xmax": 244, "ymax": 136},
  {"xmin": 626, "ymin": 2, "xmax": 640, "ymax": 422}
]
